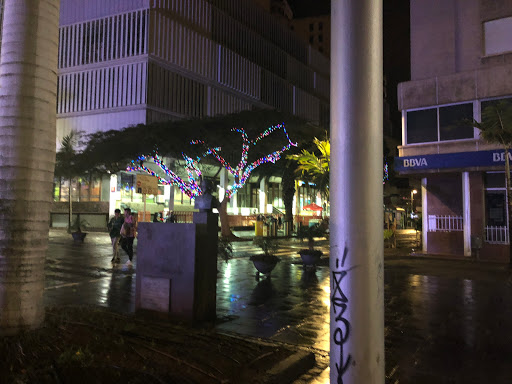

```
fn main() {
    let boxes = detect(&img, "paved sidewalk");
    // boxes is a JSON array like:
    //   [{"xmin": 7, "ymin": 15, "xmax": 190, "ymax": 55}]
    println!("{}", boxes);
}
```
[{"xmin": 44, "ymin": 229, "xmax": 512, "ymax": 383}]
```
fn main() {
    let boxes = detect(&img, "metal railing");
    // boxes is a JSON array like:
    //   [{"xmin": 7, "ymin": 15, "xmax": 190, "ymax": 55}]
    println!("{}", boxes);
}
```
[
  {"xmin": 427, "ymin": 215, "xmax": 463, "ymax": 232},
  {"xmin": 485, "ymin": 226, "xmax": 509, "ymax": 244}
]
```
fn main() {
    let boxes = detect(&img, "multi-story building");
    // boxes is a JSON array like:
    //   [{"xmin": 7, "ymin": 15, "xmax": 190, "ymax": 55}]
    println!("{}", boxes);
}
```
[
  {"xmin": 51, "ymin": 0, "xmax": 330, "ymax": 227},
  {"xmin": 289, "ymin": 15, "xmax": 330, "ymax": 57},
  {"xmin": 395, "ymin": 0, "xmax": 512, "ymax": 260}
]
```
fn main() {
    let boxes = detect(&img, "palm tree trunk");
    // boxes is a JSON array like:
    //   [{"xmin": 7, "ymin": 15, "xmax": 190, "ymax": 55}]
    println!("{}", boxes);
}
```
[
  {"xmin": 0, "ymin": 0, "xmax": 60, "ymax": 335},
  {"xmin": 505, "ymin": 146, "xmax": 512, "ymax": 267}
]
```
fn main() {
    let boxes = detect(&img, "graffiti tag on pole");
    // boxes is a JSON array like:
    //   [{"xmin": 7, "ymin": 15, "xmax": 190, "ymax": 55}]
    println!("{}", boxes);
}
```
[{"xmin": 332, "ymin": 246, "xmax": 352, "ymax": 383}]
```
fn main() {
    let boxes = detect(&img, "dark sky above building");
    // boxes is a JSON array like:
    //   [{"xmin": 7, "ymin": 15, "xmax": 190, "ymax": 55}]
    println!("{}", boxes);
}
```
[
  {"xmin": 287, "ymin": 0, "xmax": 330, "ymax": 17},
  {"xmin": 288, "ymin": 0, "xmax": 410, "ymax": 136}
]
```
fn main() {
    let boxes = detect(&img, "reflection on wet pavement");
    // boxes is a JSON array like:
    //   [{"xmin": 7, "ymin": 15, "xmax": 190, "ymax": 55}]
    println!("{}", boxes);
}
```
[
  {"xmin": 216, "ymin": 257, "xmax": 331, "ymax": 352},
  {"xmin": 44, "ymin": 230, "xmax": 512, "ymax": 383}
]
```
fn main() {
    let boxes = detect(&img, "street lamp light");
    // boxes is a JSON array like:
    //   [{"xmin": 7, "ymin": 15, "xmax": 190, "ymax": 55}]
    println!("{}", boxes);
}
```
[{"xmin": 411, "ymin": 189, "xmax": 418, "ymax": 214}]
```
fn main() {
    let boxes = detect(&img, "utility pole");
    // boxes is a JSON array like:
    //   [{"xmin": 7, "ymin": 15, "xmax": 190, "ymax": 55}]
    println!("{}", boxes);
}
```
[{"xmin": 330, "ymin": 1, "xmax": 385, "ymax": 382}]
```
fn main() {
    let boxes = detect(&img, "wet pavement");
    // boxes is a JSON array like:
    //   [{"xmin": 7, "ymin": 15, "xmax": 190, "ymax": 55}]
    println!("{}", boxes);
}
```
[{"xmin": 44, "ymin": 229, "xmax": 512, "ymax": 383}]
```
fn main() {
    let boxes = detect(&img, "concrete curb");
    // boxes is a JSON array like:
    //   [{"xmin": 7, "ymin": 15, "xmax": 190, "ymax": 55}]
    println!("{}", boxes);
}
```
[{"xmin": 263, "ymin": 350, "xmax": 316, "ymax": 384}]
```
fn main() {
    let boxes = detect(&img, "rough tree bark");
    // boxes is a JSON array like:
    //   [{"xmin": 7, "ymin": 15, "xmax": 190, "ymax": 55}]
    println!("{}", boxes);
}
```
[
  {"xmin": 0, "ymin": 0, "xmax": 60, "ymax": 335},
  {"xmin": 218, "ymin": 197, "xmax": 234, "ymax": 238}
]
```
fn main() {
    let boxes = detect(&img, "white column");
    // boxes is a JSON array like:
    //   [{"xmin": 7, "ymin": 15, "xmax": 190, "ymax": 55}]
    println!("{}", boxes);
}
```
[
  {"xmin": 109, "ymin": 174, "xmax": 118, "ymax": 216},
  {"xmin": 330, "ymin": 1, "xmax": 384, "ymax": 383},
  {"xmin": 259, "ymin": 178, "xmax": 267, "ymax": 214},
  {"xmin": 422, "ymin": 177, "xmax": 428, "ymax": 253},
  {"xmin": 219, "ymin": 168, "xmax": 229, "ymax": 204},
  {"xmin": 462, "ymin": 172, "xmax": 472, "ymax": 256},
  {"xmin": 231, "ymin": 191, "xmax": 238, "ymax": 215}
]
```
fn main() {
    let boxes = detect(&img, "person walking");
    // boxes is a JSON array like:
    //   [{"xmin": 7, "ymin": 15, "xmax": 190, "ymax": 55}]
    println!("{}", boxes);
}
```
[
  {"xmin": 120, "ymin": 208, "xmax": 137, "ymax": 266},
  {"xmin": 107, "ymin": 208, "xmax": 124, "ymax": 263}
]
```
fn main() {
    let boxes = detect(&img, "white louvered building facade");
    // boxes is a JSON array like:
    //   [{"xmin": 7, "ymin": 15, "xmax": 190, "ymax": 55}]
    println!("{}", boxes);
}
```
[{"xmin": 56, "ymin": 0, "xmax": 330, "ymax": 143}]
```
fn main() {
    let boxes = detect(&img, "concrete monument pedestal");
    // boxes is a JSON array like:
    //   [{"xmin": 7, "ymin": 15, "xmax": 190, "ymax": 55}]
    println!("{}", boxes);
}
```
[{"xmin": 135, "ymin": 218, "xmax": 218, "ymax": 321}]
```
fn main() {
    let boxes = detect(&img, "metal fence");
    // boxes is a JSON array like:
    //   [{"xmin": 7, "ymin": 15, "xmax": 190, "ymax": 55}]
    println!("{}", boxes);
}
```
[
  {"xmin": 485, "ymin": 226, "xmax": 509, "ymax": 244},
  {"xmin": 427, "ymin": 215, "xmax": 464, "ymax": 232}
]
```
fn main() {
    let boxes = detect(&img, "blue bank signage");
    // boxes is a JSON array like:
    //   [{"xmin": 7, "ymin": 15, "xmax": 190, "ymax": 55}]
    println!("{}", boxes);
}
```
[{"xmin": 394, "ymin": 149, "xmax": 512, "ymax": 172}]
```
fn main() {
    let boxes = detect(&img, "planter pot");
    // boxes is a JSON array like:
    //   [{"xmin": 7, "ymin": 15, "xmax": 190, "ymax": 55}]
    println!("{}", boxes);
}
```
[
  {"xmin": 72, "ymin": 232, "xmax": 87, "ymax": 243},
  {"xmin": 298, "ymin": 249, "xmax": 323, "ymax": 267},
  {"xmin": 249, "ymin": 255, "xmax": 279, "ymax": 275}
]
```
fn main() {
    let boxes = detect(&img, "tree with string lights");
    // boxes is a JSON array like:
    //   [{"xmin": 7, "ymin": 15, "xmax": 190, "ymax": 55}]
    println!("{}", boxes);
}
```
[{"xmin": 127, "ymin": 123, "xmax": 297, "ymax": 237}]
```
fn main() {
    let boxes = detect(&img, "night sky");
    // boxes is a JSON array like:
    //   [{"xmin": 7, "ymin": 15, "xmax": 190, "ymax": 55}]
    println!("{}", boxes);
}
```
[{"xmin": 287, "ymin": 0, "xmax": 411, "ymax": 136}]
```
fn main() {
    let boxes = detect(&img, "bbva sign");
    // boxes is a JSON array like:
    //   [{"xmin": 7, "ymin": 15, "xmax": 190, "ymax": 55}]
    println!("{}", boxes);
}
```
[
  {"xmin": 403, "ymin": 158, "xmax": 428, "ymax": 167},
  {"xmin": 492, "ymin": 152, "xmax": 512, "ymax": 162}
]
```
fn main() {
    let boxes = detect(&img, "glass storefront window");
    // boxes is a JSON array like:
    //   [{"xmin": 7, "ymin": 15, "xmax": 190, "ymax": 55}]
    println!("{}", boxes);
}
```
[
  {"xmin": 90, "ymin": 178, "xmax": 101, "ymax": 201},
  {"xmin": 406, "ymin": 103, "xmax": 474, "ymax": 144},
  {"xmin": 80, "ymin": 179, "xmax": 90, "ymax": 201},
  {"xmin": 406, "ymin": 108, "xmax": 437, "ymax": 144},
  {"xmin": 439, "ymin": 103, "xmax": 473, "ymax": 141}
]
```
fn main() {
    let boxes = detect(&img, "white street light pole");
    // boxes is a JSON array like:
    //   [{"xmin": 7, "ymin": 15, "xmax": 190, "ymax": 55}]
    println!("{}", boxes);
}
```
[{"xmin": 330, "ymin": 1, "xmax": 384, "ymax": 382}]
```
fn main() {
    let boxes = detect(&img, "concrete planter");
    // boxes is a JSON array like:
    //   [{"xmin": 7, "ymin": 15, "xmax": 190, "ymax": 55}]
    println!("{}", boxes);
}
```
[
  {"xmin": 250, "ymin": 255, "xmax": 280, "ymax": 275},
  {"xmin": 298, "ymin": 249, "xmax": 323, "ymax": 267},
  {"xmin": 71, "ymin": 232, "xmax": 87, "ymax": 243}
]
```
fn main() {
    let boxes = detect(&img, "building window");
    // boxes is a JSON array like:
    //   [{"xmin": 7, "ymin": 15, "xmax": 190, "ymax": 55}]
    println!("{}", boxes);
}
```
[
  {"xmin": 439, "ymin": 103, "xmax": 474, "ymax": 141},
  {"xmin": 484, "ymin": 17, "xmax": 512, "ymax": 56},
  {"xmin": 484, "ymin": 172, "xmax": 508, "ymax": 227},
  {"xmin": 406, "ymin": 108, "xmax": 437, "ymax": 144},
  {"xmin": 481, "ymin": 96, "xmax": 512, "ymax": 113},
  {"xmin": 318, "ymin": 22, "xmax": 323, "ymax": 31},
  {"xmin": 309, "ymin": 23, "xmax": 314, "ymax": 32},
  {"xmin": 318, "ymin": 34, "xmax": 323, "ymax": 43},
  {"xmin": 309, "ymin": 35, "xmax": 314, "ymax": 44},
  {"xmin": 406, "ymin": 103, "xmax": 474, "ymax": 144}
]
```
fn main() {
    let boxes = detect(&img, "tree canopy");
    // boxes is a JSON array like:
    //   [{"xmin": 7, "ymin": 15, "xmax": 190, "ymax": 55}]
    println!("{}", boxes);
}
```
[
  {"xmin": 287, "ymin": 136, "xmax": 330, "ymax": 198},
  {"xmin": 75, "ymin": 109, "xmax": 322, "ymax": 176},
  {"xmin": 471, "ymin": 100, "xmax": 512, "ymax": 146}
]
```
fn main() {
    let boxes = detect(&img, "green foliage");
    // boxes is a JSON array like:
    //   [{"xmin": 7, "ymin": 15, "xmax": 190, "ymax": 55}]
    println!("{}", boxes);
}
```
[
  {"xmin": 253, "ymin": 237, "xmax": 279, "ymax": 256},
  {"xmin": 297, "ymin": 222, "xmax": 327, "ymax": 241},
  {"xmin": 383, "ymin": 229, "xmax": 395, "ymax": 240},
  {"xmin": 218, "ymin": 236, "xmax": 234, "ymax": 263},
  {"xmin": 287, "ymin": 137, "xmax": 330, "ymax": 198},
  {"xmin": 55, "ymin": 132, "xmax": 88, "ymax": 180},
  {"xmin": 69, "ymin": 216, "xmax": 89, "ymax": 233},
  {"xmin": 57, "ymin": 347, "xmax": 94, "ymax": 368},
  {"xmin": 465, "ymin": 100, "xmax": 512, "ymax": 146},
  {"xmin": 77, "ymin": 109, "xmax": 321, "ymax": 175}
]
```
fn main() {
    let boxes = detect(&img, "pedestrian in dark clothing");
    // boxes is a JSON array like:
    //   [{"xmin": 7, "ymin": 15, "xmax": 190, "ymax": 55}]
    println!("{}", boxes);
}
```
[
  {"xmin": 107, "ymin": 209, "xmax": 124, "ymax": 263},
  {"xmin": 120, "ymin": 208, "xmax": 136, "ymax": 266}
]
